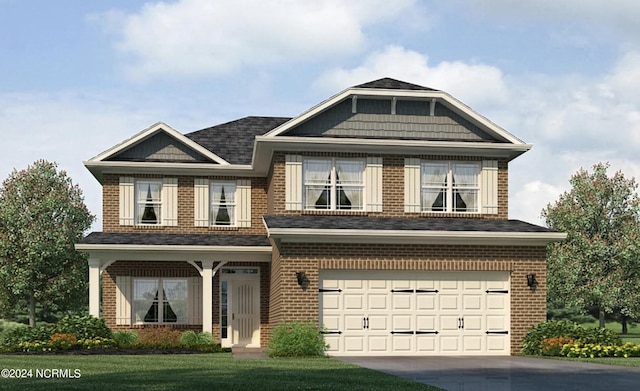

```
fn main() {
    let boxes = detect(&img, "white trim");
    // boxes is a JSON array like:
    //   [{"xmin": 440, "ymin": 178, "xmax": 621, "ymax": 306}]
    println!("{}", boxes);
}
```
[
  {"xmin": 266, "ymin": 228, "xmax": 566, "ymax": 246},
  {"xmin": 481, "ymin": 160, "xmax": 499, "ymax": 214},
  {"xmin": 194, "ymin": 178, "xmax": 210, "ymax": 227},
  {"xmin": 365, "ymin": 157, "xmax": 383, "ymax": 212},
  {"xmin": 285, "ymin": 155, "xmax": 303, "ymax": 211},
  {"xmin": 90, "ymin": 122, "xmax": 230, "ymax": 165},
  {"xmin": 236, "ymin": 179, "xmax": 252, "ymax": 227},
  {"xmin": 119, "ymin": 176, "xmax": 135, "ymax": 225},
  {"xmin": 161, "ymin": 177, "xmax": 178, "ymax": 226}
]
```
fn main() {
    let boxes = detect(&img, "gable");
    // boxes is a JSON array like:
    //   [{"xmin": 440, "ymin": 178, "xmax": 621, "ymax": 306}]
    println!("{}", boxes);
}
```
[
  {"xmin": 107, "ymin": 131, "xmax": 213, "ymax": 163},
  {"xmin": 285, "ymin": 98, "xmax": 502, "ymax": 142}
]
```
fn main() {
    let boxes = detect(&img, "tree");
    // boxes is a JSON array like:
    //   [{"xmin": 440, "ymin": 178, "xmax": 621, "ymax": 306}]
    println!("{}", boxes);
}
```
[
  {"xmin": 0, "ymin": 160, "xmax": 94, "ymax": 326},
  {"xmin": 542, "ymin": 162, "xmax": 640, "ymax": 329}
]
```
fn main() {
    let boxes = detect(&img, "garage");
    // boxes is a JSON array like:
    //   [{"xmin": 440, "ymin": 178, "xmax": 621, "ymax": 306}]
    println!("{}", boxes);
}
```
[{"xmin": 319, "ymin": 270, "xmax": 510, "ymax": 356}]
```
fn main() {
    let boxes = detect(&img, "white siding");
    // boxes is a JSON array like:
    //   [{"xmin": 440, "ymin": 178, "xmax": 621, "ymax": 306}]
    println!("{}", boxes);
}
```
[
  {"xmin": 404, "ymin": 158, "xmax": 421, "ymax": 213},
  {"xmin": 115, "ymin": 276, "xmax": 131, "ymax": 326},
  {"xmin": 481, "ymin": 160, "xmax": 499, "ymax": 215},
  {"xmin": 119, "ymin": 177, "xmax": 135, "ymax": 226},
  {"xmin": 365, "ymin": 157, "xmax": 383, "ymax": 212},
  {"xmin": 236, "ymin": 179, "xmax": 252, "ymax": 227},
  {"xmin": 285, "ymin": 155, "xmax": 303, "ymax": 211},
  {"xmin": 162, "ymin": 177, "xmax": 178, "ymax": 226},
  {"xmin": 194, "ymin": 178, "xmax": 210, "ymax": 227}
]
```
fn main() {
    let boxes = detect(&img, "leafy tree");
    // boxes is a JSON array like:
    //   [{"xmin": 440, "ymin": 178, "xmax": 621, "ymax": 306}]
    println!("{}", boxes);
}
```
[
  {"xmin": 542, "ymin": 162, "xmax": 640, "ymax": 329},
  {"xmin": 0, "ymin": 160, "xmax": 94, "ymax": 326}
]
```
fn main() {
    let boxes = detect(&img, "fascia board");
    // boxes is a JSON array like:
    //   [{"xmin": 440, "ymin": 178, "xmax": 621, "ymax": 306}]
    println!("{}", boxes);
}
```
[
  {"xmin": 266, "ymin": 228, "xmax": 566, "ymax": 246},
  {"xmin": 84, "ymin": 161, "xmax": 254, "ymax": 183},
  {"xmin": 89, "ymin": 122, "xmax": 230, "ymax": 165},
  {"xmin": 75, "ymin": 243, "xmax": 273, "ymax": 262}
]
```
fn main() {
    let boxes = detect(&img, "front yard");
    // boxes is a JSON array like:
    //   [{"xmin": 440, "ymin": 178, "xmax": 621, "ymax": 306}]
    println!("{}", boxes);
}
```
[{"xmin": 0, "ymin": 353, "xmax": 443, "ymax": 391}]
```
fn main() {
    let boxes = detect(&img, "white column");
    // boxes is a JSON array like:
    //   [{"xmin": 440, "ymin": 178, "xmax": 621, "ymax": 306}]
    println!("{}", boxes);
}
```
[
  {"xmin": 88, "ymin": 258, "xmax": 101, "ymax": 318},
  {"xmin": 202, "ymin": 260, "xmax": 214, "ymax": 333}
]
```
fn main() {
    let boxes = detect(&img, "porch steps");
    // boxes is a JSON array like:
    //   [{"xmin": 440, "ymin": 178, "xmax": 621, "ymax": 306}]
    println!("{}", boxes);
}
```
[{"xmin": 232, "ymin": 347, "xmax": 269, "ymax": 359}]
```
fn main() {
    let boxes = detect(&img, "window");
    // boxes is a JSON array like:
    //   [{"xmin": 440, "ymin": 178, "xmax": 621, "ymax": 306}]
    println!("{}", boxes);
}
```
[
  {"xmin": 210, "ymin": 182, "xmax": 236, "ymax": 226},
  {"xmin": 421, "ymin": 162, "xmax": 480, "ymax": 213},
  {"xmin": 132, "ymin": 278, "xmax": 188, "ymax": 324},
  {"xmin": 135, "ymin": 180, "xmax": 162, "ymax": 225},
  {"xmin": 303, "ymin": 158, "xmax": 364, "ymax": 210}
]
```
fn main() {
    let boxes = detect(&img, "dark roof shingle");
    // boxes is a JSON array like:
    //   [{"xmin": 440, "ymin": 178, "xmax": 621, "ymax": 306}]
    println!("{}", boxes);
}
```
[
  {"xmin": 80, "ymin": 232, "xmax": 271, "ymax": 247},
  {"xmin": 263, "ymin": 215, "xmax": 555, "ymax": 233},
  {"xmin": 353, "ymin": 78, "xmax": 438, "ymax": 91},
  {"xmin": 185, "ymin": 116, "xmax": 291, "ymax": 164}
]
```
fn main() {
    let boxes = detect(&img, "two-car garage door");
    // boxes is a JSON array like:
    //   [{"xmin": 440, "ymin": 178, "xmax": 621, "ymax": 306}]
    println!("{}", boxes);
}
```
[{"xmin": 319, "ymin": 270, "xmax": 510, "ymax": 356}]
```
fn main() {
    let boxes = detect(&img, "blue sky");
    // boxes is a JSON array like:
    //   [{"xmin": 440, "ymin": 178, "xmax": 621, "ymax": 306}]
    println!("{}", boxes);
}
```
[{"xmin": 2, "ymin": 0, "xmax": 640, "ymax": 230}]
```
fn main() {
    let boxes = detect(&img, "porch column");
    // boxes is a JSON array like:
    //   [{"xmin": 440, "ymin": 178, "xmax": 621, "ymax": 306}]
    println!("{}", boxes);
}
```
[
  {"xmin": 202, "ymin": 260, "xmax": 214, "ymax": 333},
  {"xmin": 88, "ymin": 258, "xmax": 101, "ymax": 318}
]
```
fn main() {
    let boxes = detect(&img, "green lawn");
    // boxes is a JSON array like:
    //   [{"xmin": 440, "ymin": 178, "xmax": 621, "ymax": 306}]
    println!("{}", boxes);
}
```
[
  {"xmin": 579, "ymin": 320, "xmax": 640, "ymax": 344},
  {"xmin": 0, "ymin": 353, "xmax": 443, "ymax": 391}
]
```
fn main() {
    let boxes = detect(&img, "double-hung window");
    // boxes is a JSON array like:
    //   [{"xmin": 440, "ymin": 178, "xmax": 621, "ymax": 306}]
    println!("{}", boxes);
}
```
[
  {"xmin": 135, "ymin": 180, "xmax": 162, "ymax": 225},
  {"xmin": 303, "ymin": 158, "xmax": 364, "ymax": 210},
  {"xmin": 132, "ymin": 278, "xmax": 188, "ymax": 324},
  {"xmin": 210, "ymin": 182, "xmax": 236, "ymax": 226},
  {"xmin": 421, "ymin": 162, "xmax": 480, "ymax": 213}
]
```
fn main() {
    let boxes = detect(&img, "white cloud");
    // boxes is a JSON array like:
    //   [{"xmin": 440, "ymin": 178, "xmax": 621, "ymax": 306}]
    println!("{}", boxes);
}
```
[
  {"xmin": 97, "ymin": 0, "xmax": 416, "ymax": 81},
  {"xmin": 314, "ymin": 45, "xmax": 509, "ymax": 108}
]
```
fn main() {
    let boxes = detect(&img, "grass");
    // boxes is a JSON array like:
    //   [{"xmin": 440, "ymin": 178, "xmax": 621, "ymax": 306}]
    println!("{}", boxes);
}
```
[
  {"xmin": 543, "ymin": 356, "xmax": 640, "ymax": 367},
  {"xmin": 0, "ymin": 353, "xmax": 443, "ymax": 391}
]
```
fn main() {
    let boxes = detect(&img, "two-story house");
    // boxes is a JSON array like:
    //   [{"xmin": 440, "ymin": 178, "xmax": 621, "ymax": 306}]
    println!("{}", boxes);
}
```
[{"xmin": 76, "ymin": 78, "xmax": 565, "ymax": 356}]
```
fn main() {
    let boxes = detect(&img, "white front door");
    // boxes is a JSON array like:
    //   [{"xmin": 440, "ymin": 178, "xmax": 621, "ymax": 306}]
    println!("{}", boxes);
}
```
[
  {"xmin": 221, "ymin": 269, "xmax": 260, "ymax": 348},
  {"xmin": 320, "ymin": 270, "xmax": 510, "ymax": 356}
]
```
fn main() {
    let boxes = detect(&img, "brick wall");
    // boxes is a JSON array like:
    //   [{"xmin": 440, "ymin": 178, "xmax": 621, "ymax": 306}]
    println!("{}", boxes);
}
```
[
  {"xmin": 102, "ymin": 174, "xmax": 268, "ymax": 234},
  {"xmin": 267, "ymin": 151, "xmax": 509, "ymax": 219},
  {"xmin": 269, "ymin": 242, "xmax": 547, "ymax": 355}
]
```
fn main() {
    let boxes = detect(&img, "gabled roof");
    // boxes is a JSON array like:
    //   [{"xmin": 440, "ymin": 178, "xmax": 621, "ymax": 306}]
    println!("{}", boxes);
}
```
[
  {"xmin": 263, "ymin": 215, "xmax": 566, "ymax": 246},
  {"xmin": 185, "ymin": 116, "xmax": 291, "ymax": 165},
  {"xmin": 354, "ymin": 77, "xmax": 438, "ymax": 91}
]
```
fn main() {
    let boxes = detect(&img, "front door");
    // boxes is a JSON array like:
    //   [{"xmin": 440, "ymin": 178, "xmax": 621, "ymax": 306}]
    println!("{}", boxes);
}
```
[{"xmin": 221, "ymin": 269, "xmax": 260, "ymax": 348}]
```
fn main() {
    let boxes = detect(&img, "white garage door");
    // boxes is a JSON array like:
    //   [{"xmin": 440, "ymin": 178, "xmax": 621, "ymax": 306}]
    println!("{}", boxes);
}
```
[{"xmin": 319, "ymin": 270, "xmax": 510, "ymax": 356}]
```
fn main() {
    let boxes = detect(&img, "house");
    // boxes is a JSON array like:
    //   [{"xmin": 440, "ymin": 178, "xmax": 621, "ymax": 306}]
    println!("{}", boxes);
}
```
[{"xmin": 75, "ymin": 78, "xmax": 565, "ymax": 356}]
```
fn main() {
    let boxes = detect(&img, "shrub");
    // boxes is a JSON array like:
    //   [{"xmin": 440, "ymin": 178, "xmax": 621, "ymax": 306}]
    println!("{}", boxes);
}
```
[
  {"xmin": 522, "ymin": 320, "xmax": 622, "ymax": 355},
  {"xmin": 541, "ymin": 337, "xmax": 574, "ymax": 356},
  {"xmin": 49, "ymin": 333, "xmax": 77, "ymax": 350},
  {"xmin": 0, "ymin": 323, "xmax": 55, "ymax": 349},
  {"xmin": 135, "ymin": 327, "xmax": 183, "ymax": 349},
  {"xmin": 561, "ymin": 342, "xmax": 640, "ymax": 358},
  {"xmin": 180, "ymin": 330, "xmax": 214, "ymax": 346},
  {"xmin": 77, "ymin": 337, "xmax": 118, "ymax": 350},
  {"xmin": 268, "ymin": 321, "xmax": 328, "ymax": 357},
  {"xmin": 55, "ymin": 315, "xmax": 112, "ymax": 340},
  {"xmin": 112, "ymin": 330, "xmax": 138, "ymax": 347}
]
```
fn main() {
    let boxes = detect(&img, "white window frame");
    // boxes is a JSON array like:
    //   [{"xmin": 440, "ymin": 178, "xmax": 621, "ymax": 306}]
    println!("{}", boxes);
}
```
[
  {"xmin": 135, "ymin": 180, "xmax": 163, "ymax": 225},
  {"xmin": 210, "ymin": 181, "xmax": 237, "ymax": 226},
  {"xmin": 302, "ymin": 158, "xmax": 365, "ymax": 211},
  {"xmin": 420, "ymin": 161, "xmax": 481, "ymax": 213},
  {"xmin": 132, "ymin": 277, "xmax": 189, "ymax": 325}
]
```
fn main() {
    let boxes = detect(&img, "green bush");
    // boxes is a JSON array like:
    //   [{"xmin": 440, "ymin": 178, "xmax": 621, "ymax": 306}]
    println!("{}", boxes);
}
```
[
  {"xmin": 135, "ymin": 327, "xmax": 183, "ymax": 349},
  {"xmin": 180, "ymin": 330, "xmax": 213, "ymax": 346},
  {"xmin": 0, "ymin": 323, "xmax": 55, "ymax": 349},
  {"xmin": 112, "ymin": 330, "xmax": 138, "ymax": 347},
  {"xmin": 268, "ymin": 321, "xmax": 328, "ymax": 357},
  {"xmin": 562, "ymin": 342, "xmax": 640, "ymax": 358},
  {"xmin": 522, "ymin": 320, "xmax": 622, "ymax": 355},
  {"xmin": 55, "ymin": 315, "xmax": 112, "ymax": 340}
]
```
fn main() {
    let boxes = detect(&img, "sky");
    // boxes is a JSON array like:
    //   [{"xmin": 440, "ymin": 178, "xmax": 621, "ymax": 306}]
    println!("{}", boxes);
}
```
[{"xmin": 2, "ymin": 0, "xmax": 640, "ymax": 231}]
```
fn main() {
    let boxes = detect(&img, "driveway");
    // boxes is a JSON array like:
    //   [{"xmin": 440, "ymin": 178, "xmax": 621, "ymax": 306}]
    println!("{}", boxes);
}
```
[{"xmin": 337, "ymin": 356, "xmax": 640, "ymax": 391}]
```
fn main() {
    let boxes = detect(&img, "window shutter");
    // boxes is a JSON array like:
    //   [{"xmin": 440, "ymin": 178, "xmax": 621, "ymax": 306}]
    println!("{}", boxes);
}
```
[
  {"xmin": 481, "ymin": 160, "xmax": 499, "ymax": 214},
  {"xmin": 162, "ymin": 178, "xmax": 178, "ymax": 226},
  {"xmin": 285, "ymin": 155, "xmax": 303, "ymax": 211},
  {"xmin": 189, "ymin": 277, "xmax": 203, "ymax": 324},
  {"xmin": 404, "ymin": 158, "xmax": 421, "ymax": 213},
  {"xmin": 236, "ymin": 179, "xmax": 252, "ymax": 227},
  {"xmin": 119, "ymin": 177, "xmax": 135, "ymax": 225},
  {"xmin": 115, "ymin": 276, "xmax": 131, "ymax": 326},
  {"xmin": 365, "ymin": 157, "xmax": 383, "ymax": 212},
  {"xmin": 194, "ymin": 178, "xmax": 210, "ymax": 227}
]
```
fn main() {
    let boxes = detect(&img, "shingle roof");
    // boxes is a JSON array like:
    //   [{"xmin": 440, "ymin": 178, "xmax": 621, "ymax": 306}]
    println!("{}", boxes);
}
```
[
  {"xmin": 353, "ymin": 78, "xmax": 438, "ymax": 91},
  {"xmin": 184, "ymin": 116, "xmax": 291, "ymax": 164},
  {"xmin": 80, "ymin": 232, "xmax": 271, "ymax": 247},
  {"xmin": 262, "ymin": 215, "xmax": 555, "ymax": 233}
]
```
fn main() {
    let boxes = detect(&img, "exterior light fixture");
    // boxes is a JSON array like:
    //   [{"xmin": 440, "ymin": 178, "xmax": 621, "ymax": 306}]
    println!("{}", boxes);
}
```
[
  {"xmin": 526, "ymin": 274, "xmax": 538, "ymax": 290},
  {"xmin": 296, "ymin": 272, "xmax": 307, "ymax": 287}
]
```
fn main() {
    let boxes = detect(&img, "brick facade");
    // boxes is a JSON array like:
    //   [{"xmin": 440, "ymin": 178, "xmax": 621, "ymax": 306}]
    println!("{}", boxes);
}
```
[{"xmin": 269, "ymin": 242, "xmax": 547, "ymax": 354}]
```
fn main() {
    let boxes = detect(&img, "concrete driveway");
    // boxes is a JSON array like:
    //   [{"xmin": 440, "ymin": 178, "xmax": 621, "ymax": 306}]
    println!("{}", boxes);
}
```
[{"xmin": 337, "ymin": 356, "xmax": 640, "ymax": 391}]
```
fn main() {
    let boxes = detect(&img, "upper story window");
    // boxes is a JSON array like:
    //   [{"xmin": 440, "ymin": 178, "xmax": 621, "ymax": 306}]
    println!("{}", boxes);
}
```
[
  {"xmin": 135, "ymin": 180, "xmax": 162, "ymax": 224},
  {"xmin": 119, "ymin": 177, "xmax": 178, "ymax": 227},
  {"xmin": 210, "ymin": 182, "xmax": 236, "ymax": 226},
  {"xmin": 421, "ymin": 162, "xmax": 480, "ymax": 213},
  {"xmin": 303, "ymin": 158, "xmax": 364, "ymax": 210}
]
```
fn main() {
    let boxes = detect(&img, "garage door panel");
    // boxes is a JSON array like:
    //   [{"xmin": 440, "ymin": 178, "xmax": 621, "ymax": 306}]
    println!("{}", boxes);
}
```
[
  {"xmin": 392, "ymin": 294, "xmax": 412, "ymax": 310},
  {"xmin": 368, "ymin": 315, "xmax": 388, "ymax": 331},
  {"xmin": 368, "ymin": 336, "xmax": 389, "ymax": 352},
  {"xmin": 440, "ymin": 279, "xmax": 459, "ymax": 290},
  {"xmin": 463, "ymin": 335, "xmax": 483, "ymax": 352},
  {"xmin": 440, "ymin": 295, "xmax": 459, "ymax": 310},
  {"xmin": 486, "ymin": 315, "xmax": 507, "ymax": 330},
  {"xmin": 440, "ymin": 336, "xmax": 459, "ymax": 352},
  {"xmin": 344, "ymin": 336, "xmax": 364, "ymax": 352},
  {"xmin": 392, "ymin": 314, "xmax": 412, "ymax": 331},
  {"xmin": 322, "ymin": 315, "xmax": 340, "ymax": 331},
  {"xmin": 487, "ymin": 335, "xmax": 507, "ymax": 351},
  {"xmin": 463, "ymin": 294, "xmax": 482, "ymax": 311},
  {"xmin": 416, "ymin": 335, "xmax": 437, "ymax": 352},
  {"xmin": 344, "ymin": 315, "xmax": 365, "ymax": 331},
  {"xmin": 440, "ymin": 315, "xmax": 460, "ymax": 331},
  {"xmin": 344, "ymin": 295, "xmax": 364, "ymax": 310},
  {"xmin": 325, "ymin": 336, "xmax": 341, "ymax": 353},
  {"xmin": 416, "ymin": 315, "xmax": 436, "ymax": 331},
  {"xmin": 392, "ymin": 335, "xmax": 412, "ymax": 352},
  {"xmin": 416, "ymin": 295, "xmax": 436, "ymax": 311},
  {"xmin": 463, "ymin": 279, "xmax": 482, "ymax": 290},
  {"xmin": 345, "ymin": 280, "xmax": 364, "ymax": 290},
  {"xmin": 368, "ymin": 294, "xmax": 388, "ymax": 310},
  {"xmin": 322, "ymin": 295, "xmax": 340, "ymax": 310},
  {"xmin": 487, "ymin": 295, "xmax": 507, "ymax": 310}
]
